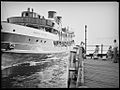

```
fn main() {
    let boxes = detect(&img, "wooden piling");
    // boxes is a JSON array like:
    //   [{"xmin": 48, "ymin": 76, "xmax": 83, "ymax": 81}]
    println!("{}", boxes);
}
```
[
  {"xmin": 68, "ymin": 49, "xmax": 77, "ymax": 88},
  {"xmin": 68, "ymin": 46, "xmax": 85, "ymax": 88},
  {"xmin": 76, "ymin": 47, "xmax": 84, "ymax": 88}
]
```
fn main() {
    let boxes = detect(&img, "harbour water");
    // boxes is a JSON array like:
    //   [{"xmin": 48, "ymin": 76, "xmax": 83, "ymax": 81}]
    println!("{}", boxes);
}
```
[{"xmin": 2, "ymin": 52, "xmax": 69, "ymax": 88}]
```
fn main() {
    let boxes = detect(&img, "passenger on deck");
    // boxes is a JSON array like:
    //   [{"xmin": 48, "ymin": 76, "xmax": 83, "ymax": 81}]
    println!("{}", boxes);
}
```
[
  {"xmin": 106, "ymin": 46, "xmax": 113, "ymax": 59},
  {"xmin": 93, "ymin": 45, "xmax": 99, "ymax": 59}
]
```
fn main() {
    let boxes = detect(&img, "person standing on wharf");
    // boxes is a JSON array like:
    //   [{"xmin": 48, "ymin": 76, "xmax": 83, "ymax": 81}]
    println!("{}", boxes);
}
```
[{"xmin": 113, "ymin": 39, "xmax": 118, "ymax": 63}]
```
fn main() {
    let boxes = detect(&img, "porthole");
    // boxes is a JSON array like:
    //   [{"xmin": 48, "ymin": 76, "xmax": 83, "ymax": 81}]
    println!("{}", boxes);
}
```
[
  {"xmin": 29, "ymin": 39, "xmax": 31, "ymax": 41},
  {"xmin": 44, "ymin": 41, "xmax": 46, "ymax": 43},
  {"xmin": 13, "ymin": 29, "xmax": 15, "ymax": 32},
  {"xmin": 36, "ymin": 40, "xmax": 38, "ymax": 42}
]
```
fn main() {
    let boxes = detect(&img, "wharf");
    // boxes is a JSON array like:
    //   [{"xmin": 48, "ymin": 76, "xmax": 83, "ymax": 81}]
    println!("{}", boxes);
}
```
[{"xmin": 84, "ymin": 59, "xmax": 119, "ymax": 88}]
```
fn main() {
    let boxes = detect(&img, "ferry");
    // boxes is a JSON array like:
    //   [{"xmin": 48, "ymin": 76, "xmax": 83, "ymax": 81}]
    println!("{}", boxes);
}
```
[{"xmin": 1, "ymin": 8, "xmax": 75, "ymax": 53}]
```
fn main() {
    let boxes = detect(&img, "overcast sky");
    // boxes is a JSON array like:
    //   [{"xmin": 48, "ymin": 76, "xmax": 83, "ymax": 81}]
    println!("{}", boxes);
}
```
[{"xmin": 1, "ymin": 2, "xmax": 119, "ymax": 52}]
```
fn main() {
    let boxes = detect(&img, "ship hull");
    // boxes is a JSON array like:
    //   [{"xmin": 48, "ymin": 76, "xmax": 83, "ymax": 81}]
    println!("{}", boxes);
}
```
[
  {"xmin": 1, "ymin": 32, "xmax": 69, "ymax": 53},
  {"xmin": 1, "ymin": 22, "xmax": 73, "ymax": 53},
  {"xmin": 1, "ymin": 22, "xmax": 71, "ymax": 79}
]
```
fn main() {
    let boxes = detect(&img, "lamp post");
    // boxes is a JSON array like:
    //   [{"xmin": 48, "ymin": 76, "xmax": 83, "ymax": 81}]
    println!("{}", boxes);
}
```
[{"xmin": 85, "ymin": 25, "xmax": 87, "ymax": 56}]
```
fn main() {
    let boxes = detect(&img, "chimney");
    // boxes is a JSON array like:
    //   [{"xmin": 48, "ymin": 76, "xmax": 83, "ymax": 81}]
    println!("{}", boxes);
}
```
[
  {"xmin": 48, "ymin": 11, "xmax": 57, "ymax": 18},
  {"xmin": 28, "ymin": 8, "xmax": 30, "ymax": 12}
]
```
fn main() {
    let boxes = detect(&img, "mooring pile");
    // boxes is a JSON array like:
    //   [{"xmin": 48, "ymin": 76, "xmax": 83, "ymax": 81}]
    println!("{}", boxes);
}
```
[{"xmin": 68, "ymin": 45, "xmax": 86, "ymax": 88}]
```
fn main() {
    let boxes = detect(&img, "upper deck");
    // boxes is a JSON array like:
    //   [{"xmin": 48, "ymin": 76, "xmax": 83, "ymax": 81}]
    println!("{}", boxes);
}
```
[
  {"xmin": 7, "ymin": 8, "xmax": 54, "ymax": 29},
  {"xmin": 2, "ymin": 8, "xmax": 75, "ymax": 42}
]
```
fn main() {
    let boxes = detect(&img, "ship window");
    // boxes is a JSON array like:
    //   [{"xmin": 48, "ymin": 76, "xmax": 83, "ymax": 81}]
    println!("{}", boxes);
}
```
[
  {"xmin": 52, "ymin": 23, "xmax": 55, "ymax": 27},
  {"xmin": 13, "ymin": 29, "xmax": 15, "ymax": 32},
  {"xmin": 38, "ymin": 15, "xmax": 40, "ymax": 19},
  {"xmin": 22, "ymin": 13, "xmax": 24, "ymax": 17},
  {"xmin": 36, "ymin": 40, "xmax": 38, "ymax": 42},
  {"xmin": 44, "ymin": 41, "xmax": 46, "ymax": 43},
  {"xmin": 26, "ymin": 13, "xmax": 29, "ymax": 17},
  {"xmin": 29, "ymin": 39, "xmax": 31, "ymax": 41},
  {"xmin": 41, "ymin": 40, "xmax": 42, "ymax": 42}
]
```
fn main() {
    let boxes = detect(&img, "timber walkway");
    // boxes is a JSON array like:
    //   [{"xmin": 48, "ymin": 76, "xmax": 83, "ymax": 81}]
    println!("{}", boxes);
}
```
[
  {"xmin": 68, "ymin": 48, "xmax": 119, "ymax": 88},
  {"xmin": 84, "ymin": 59, "xmax": 119, "ymax": 88}
]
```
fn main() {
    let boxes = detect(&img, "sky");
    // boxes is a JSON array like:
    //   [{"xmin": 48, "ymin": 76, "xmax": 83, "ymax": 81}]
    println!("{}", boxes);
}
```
[{"xmin": 1, "ymin": 2, "xmax": 119, "ymax": 53}]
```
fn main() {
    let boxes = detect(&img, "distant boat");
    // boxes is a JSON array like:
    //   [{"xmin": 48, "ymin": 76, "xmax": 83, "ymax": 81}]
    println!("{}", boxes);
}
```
[{"xmin": 1, "ymin": 8, "xmax": 75, "ymax": 53}]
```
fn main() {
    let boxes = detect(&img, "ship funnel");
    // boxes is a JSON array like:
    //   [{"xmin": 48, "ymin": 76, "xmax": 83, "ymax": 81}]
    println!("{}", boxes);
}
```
[
  {"xmin": 48, "ymin": 11, "xmax": 57, "ymax": 18},
  {"xmin": 57, "ymin": 16, "xmax": 62, "ymax": 23},
  {"xmin": 55, "ymin": 16, "xmax": 62, "ymax": 24}
]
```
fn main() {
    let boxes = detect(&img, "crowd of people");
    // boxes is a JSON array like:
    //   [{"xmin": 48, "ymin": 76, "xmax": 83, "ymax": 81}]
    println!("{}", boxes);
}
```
[
  {"xmin": 93, "ymin": 39, "xmax": 119, "ymax": 63},
  {"xmin": 79, "ymin": 39, "xmax": 119, "ymax": 63}
]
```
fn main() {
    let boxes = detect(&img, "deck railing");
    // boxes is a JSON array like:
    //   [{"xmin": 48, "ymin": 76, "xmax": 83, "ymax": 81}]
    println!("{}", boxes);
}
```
[
  {"xmin": 86, "ymin": 44, "xmax": 113, "ymax": 58},
  {"xmin": 7, "ymin": 17, "xmax": 53, "ymax": 27},
  {"xmin": 86, "ymin": 44, "xmax": 111, "ymax": 54}
]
